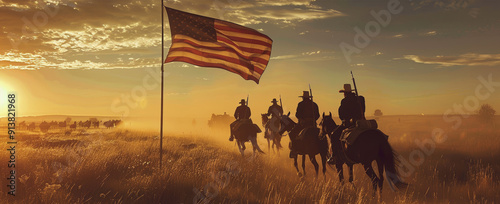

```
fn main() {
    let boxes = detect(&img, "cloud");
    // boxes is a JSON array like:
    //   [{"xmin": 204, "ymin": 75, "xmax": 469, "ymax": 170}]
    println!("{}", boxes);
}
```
[
  {"xmin": 0, "ymin": 0, "xmax": 345, "ymax": 70},
  {"xmin": 0, "ymin": 51, "xmax": 160, "ymax": 69},
  {"xmin": 299, "ymin": 31, "xmax": 309, "ymax": 35},
  {"xmin": 41, "ymin": 24, "xmax": 162, "ymax": 54},
  {"xmin": 410, "ymin": 0, "xmax": 477, "ymax": 10},
  {"xmin": 401, "ymin": 53, "xmax": 500, "ymax": 67},
  {"xmin": 393, "ymin": 34, "xmax": 404, "ymax": 38},
  {"xmin": 423, "ymin": 31, "xmax": 437, "ymax": 36},
  {"xmin": 256, "ymin": 0, "xmax": 321, "ymax": 7},
  {"xmin": 233, "ymin": 7, "xmax": 344, "ymax": 25},
  {"xmin": 350, "ymin": 63, "xmax": 365, "ymax": 67},
  {"xmin": 271, "ymin": 50, "xmax": 334, "ymax": 61}
]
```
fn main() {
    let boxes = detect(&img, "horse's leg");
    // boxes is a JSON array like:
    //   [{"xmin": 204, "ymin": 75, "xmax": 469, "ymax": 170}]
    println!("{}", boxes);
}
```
[
  {"xmin": 363, "ymin": 163, "xmax": 379, "ymax": 197},
  {"xmin": 271, "ymin": 138, "xmax": 275, "ymax": 154},
  {"xmin": 335, "ymin": 163, "xmax": 344, "ymax": 183},
  {"xmin": 348, "ymin": 164, "xmax": 354, "ymax": 183},
  {"xmin": 302, "ymin": 155, "xmax": 306, "ymax": 177},
  {"xmin": 275, "ymin": 137, "xmax": 280, "ymax": 156},
  {"xmin": 236, "ymin": 140, "xmax": 244, "ymax": 157},
  {"xmin": 267, "ymin": 138, "xmax": 271, "ymax": 154},
  {"xmin": 320, "ymin": 152, "xmax": 327, "ymax": 179},
  {"xmin": 241, "ymin": 141, "xmax": 246, "ymax": 151},
  {"xmin": 309, "ymin": 154, "xmax": 319, "ymax": 178},
  {"xmin": 294, "ymin": 156, "xmax": 302, "ymax": 177},
  {"xmin": 252, "ymin": 140, "xmax": 257, "ymax": 155},
  {"xmin": 250, "ymin": 135, "xmax": 264, "ymax": 154},
  {"xmin": 376, "ymin": 159, "xmax": 384, "ymax": 199}
]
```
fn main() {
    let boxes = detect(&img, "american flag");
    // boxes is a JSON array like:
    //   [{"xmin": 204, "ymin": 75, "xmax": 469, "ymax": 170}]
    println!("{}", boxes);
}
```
[{"xmin": 164, "ymin": 7, "xmax": 273, "ymax": 84}]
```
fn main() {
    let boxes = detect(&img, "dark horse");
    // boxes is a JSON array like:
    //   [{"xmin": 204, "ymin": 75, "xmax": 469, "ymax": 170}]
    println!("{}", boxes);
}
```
[
  {"xmin": 261, "ymin": 114, "xmax": 283, "ymax": 155},
  {"xmin": 279, "ymin": 113, "xmax": 328, "ymax": 178},
  {"xmin": 321, "ymin": 115, "xmax": 408, "ymax": 197},
  {"xmin": 233, "ymin": 121, "xmax": 265, "ymax": 157}
]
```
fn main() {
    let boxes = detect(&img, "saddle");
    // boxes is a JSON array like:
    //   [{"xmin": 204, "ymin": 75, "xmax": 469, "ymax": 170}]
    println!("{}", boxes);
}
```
[
  {"xmin": 297, "ymin": 126, "xmax": 320, "ymax": 141},
  {"xmin": 340, "ymin": 119, "xmax": 382, "ymax": 145},
  {"xmin": 232, "ymin": 119, "xmax": 261, "ymax": 134}
]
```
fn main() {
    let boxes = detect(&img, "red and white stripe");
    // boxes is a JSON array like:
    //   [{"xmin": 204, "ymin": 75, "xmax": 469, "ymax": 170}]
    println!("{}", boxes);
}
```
[{"xmin": 165, "ymin": 20, "xmax": 273, "ymax": 83}]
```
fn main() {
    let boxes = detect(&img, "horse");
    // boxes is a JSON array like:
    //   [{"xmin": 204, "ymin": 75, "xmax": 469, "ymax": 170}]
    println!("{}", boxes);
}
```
[
  {"xmin": 27, "ymin": 122, "xmax": 36, "ymax": 131},
  {"xmin": 70, "ymin": 122, "xmax": 77, "ymax": 130},
  {"xmin": 320, "ymin": 113, "xmax": 354, "ymax": 183},
  {"xmin": 321, "ymin": 115, "xmax": 408, "ymax": 198},
  {"xmin": 279, "ymin": 112, "xmax": 328, "ymax": 178},
  {"xmin": 103, "ymin": 120, "xmax": 114, "ymax": 129},
  {"xmin": 261, "ymin": 114, "xmax": 283, "ymax": 155},
  {"xmin": 39, "ymin": 121, "xmax": 50, "ymax": 133},
  {"xmin": 19, "ymin": 121, "xmax": 26, "ymax": 130},
  {"xmin": 113, "ymin": 120, "xmax": 122, "ymax": 127},
  {"xmin": 82, "ymin": 120, "xmax": 92, "ymax": 129},
  {"xmin": 232, "ymin": 120, "xmax": 265, "ymax": 157},
  {"xmin": 58, "ymin": 121, "xmax": 66, "ymax": 129}
]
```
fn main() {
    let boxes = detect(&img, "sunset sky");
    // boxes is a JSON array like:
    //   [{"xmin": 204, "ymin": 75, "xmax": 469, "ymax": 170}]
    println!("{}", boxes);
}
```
[{"xmin": 0, "ymin": 0, "xmax": 499, "ymax": 129}]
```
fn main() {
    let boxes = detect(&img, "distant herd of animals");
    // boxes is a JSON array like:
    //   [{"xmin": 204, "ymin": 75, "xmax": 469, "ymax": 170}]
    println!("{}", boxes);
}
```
[{"xmin": 17, "ymin": 119, "xmax": 122, "ymax": 133}]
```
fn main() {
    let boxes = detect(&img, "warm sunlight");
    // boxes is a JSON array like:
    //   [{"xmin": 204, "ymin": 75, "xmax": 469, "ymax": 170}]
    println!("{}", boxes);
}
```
[
  {"xmin": 1, "ymin": 0, "xmax": 499, "ymax": 203},
  {"xmin": 0, "ymin": 81, "xmax": 10, "ymax": 112}
]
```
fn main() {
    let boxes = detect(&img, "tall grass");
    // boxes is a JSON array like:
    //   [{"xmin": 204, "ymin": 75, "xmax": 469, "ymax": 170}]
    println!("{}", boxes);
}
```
[{"xmin": 0, "ymin": 116, "xmax": 498, "ymax": 203}]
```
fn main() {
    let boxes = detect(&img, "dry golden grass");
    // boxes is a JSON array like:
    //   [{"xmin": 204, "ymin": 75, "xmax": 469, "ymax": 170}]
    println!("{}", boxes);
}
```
[{"xmin": 0, "ymin": 116, "xmax": 499, "ymax": 203}]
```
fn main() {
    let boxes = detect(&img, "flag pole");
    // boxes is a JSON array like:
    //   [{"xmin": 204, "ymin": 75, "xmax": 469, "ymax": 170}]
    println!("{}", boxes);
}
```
[{"xmin": 160, "ymin": 0, "xmax": 164, "ymax": 171}]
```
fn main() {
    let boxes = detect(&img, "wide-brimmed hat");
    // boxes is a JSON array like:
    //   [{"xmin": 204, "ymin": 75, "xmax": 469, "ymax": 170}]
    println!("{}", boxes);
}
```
[
  {"xmin": 271, "ymin": 98, "xmax": 278, "ymax": 103},
  {"xmin": 239, "ymin": 99, "xmax": 246, "ymax": 105},
  {"xmin": 339, "ymin": 84, "xmax": 354, "ymax": 93},
  {"xmin": 299, "ymin": 91, "xmax": 312, "ymax": 98}
]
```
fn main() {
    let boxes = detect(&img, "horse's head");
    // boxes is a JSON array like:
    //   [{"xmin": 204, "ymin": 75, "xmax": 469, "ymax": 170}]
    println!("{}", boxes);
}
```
[
  {"xmin": 279, "ymin": 112, "xmax": 296, "ymax": 135},
  {"xmin": 320, "ymin": 112, "xmax": 337, "ymax": 136},
  {"xmin": 261, "ymin": 113, "xmax": 269, "ymax": 124}
]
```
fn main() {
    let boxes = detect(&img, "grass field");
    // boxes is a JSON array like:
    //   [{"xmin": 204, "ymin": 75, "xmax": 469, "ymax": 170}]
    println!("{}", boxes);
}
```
[{"xmin": 0, "ymin": 115, "xmax": 499, "ymax": 203}]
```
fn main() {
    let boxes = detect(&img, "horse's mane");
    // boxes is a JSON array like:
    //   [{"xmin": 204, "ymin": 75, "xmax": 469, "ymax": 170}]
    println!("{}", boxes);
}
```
[
  {"xmin": 281, "ymin": 115, "xmax": 295, "ymax": 125},
  {"xmin": 320, "ymin": 114, "xmax": 337, "ymax": 136}
]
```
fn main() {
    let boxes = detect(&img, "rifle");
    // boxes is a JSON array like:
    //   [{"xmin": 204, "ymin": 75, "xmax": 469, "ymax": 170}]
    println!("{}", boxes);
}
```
[
  {"xmin": 246, "ymin": 94, "xmax": 249, "ymax": 106},
  {"xmin": 309, "ymin": 84, "xmax": 317, "ymax": 126},
  {"xmin": 350, "ymin": 71, "xmax": 359, "ymax": 96},
  {"xmin": 350, "ymin": 71, "xmax": 366, "ymax": 120},
  {"xmin": 279, "ymin": 94, "xmax": 283, "ymax": 115}
]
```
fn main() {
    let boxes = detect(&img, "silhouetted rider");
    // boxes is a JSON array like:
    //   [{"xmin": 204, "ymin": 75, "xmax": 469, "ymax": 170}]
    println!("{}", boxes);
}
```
[
  {"xmin": 296, "ymin": 91, "xmax": 319, "ymax": 128},
  {"xmin": 328, "ymin": 84, "xmax": 365, "ymax": 164},
  {"xmin": 265, "ymin": 98, "xmax": 283, "ymax": 138},
  {"xmin": 289, "ymin": 91, "xmax": 319, "ymax": 158},
  {"xmin": 266, "ymin": 98, "xmax": 283, "ymax": 118},
  {"xmin": 339, "ymin": 84, "xmax": 364, "ymax": 128},
  {"xmin": 229, "ymin": 99, "xmax": 251, "ymax": 141}
]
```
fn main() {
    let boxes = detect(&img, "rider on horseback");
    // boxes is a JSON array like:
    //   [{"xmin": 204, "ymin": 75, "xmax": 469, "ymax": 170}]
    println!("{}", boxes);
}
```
[
  {"xmin": 264, "ymin": 98, "xmax": 283, "ymax": 138},
  {"xmin": 290, "ymin": 91, "xmax": 320, "ymax": 157},
  {"xmin": 328, "ymin": 84, "xmax": 365, "ymax": 163},
  {"xmin": 339, "ymin": 84, "xmax": 364, "ymax": 127},
  {"xmin": 229, "ymin": 99, "xmax": 251, "ymax": 141}
]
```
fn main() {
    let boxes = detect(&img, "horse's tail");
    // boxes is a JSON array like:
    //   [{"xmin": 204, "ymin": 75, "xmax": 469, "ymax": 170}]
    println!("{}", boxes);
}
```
[{"xmin": 379, "ymin": 135, "xmax": 408, "ymax": 191}]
